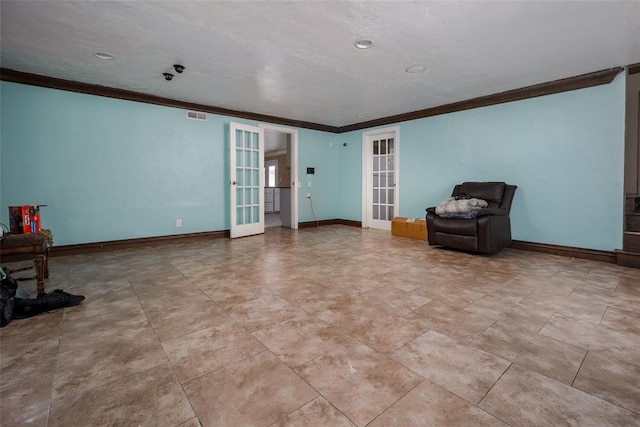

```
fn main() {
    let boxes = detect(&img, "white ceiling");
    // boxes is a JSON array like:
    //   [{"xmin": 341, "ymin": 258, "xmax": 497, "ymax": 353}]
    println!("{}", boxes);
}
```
[{"xmin": 1, "ymin": 1, "xmax": 639, "ymax": 128}]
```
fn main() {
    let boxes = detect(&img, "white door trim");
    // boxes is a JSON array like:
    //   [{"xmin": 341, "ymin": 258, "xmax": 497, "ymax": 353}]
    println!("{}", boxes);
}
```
[
  {"xmin": 362, "ymin": 126, "xmax": 400, "ymax": 229},
  {"xmin": 259, "ymin": 124, "xmax": 299, "ymax": 230}
]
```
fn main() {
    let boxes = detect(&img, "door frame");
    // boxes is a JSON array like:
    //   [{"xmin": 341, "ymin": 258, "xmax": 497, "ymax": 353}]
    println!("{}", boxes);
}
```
[
  {"xmin": 361, "ymin": 126, "xmax": 400, "ymax": 229},
  {"xmin": 259, "ymin": 124, "xmax": 299, "ymax": 229}
]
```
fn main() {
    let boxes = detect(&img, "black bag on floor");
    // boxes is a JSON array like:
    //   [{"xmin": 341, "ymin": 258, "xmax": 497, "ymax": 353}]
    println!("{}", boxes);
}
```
[
  {"xmin": 1, "ymin": 269, "xmax": 19, "ymax": 327},
  {"xmin": 13, "ymin": 290, "xmax": 85, "ymax": 319}
]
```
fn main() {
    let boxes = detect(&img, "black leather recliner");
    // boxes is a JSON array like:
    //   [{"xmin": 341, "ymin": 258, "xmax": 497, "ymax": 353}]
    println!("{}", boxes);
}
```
[{"xmin": 426, "ymin": 182, "xmax": 517, "ymax": 255}]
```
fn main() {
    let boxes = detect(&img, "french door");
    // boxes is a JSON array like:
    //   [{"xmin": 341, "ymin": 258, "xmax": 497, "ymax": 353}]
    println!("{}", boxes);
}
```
[
  {"xmin": 230, "ymin": 122, "xmax": 264, "ymax": 238},
  {"xmin": 362, "ymin": 127, "xmax": 400, "ymax": 230}
]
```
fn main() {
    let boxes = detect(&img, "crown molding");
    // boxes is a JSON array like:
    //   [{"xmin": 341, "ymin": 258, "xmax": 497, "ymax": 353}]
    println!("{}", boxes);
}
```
[
  {"xmin": 0, "ymin": 68, "xmax": 338, "ymax": 133},
  {"xmin": 337, "ymin": 67, "xmax": 624, "ymax": 133},
  {"xmin": 1, "ymin": 66, "xmax": 624, "ymax": 134}
]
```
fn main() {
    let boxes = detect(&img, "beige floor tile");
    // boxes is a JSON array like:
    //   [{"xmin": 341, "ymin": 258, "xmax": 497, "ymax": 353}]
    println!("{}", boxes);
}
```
[
  {"xmin": 406, "ymin": 300, "xmax": 496, "ymax": 343},
  {"xmin": 0, "ymin": 338, "xmax": 57, "ymax": 426},
  {"xmin": 479, "ymin": 365, "xmax": 640, "ymax": 425},
  {"xmin": 391, "ymin": 330, "xmax": 510, "ymax": 404},
  {"xmin": 52, "ymin": 323, "xmax": 168, "ymax": 402},
  {"xmin": 176, "ymin": 417, "xmax": 202, "ymax": 427},
  {"xmin": 369, "ymin": 380, "xmax": 508, "ymax": 426},
  {"xmin": 262, "ymin": 278, "xmax": 329, "ymax": 303},
  {"xmin": 224, "ymin": 293, "xmax": 310, "ymax": 332},
  {"xmin": 539, "ymin": 313, "xmax": 640, "ymax": 367},
  {"xmin": 251, "ymin": 315, "xmax": 348, "ymax": 368},
  {"xmin": 146, "ymin": 299, "xmax": 234, "ymax": 342},
  {"xmin": 272, "ymin": 396, "xmax": 355, "ymax": 427},
  {"xmin": 471, "ymin": 323, "xmax": 586, "ymax": 384},
  {"xmin": 573, "ymin": 351, "xmax": 640, "ymax": 414},
  {"xmin": 162, "ymin": 323, "xmax": 267, "ymax": 382},
  {"xmin": 519, "ymin": 290, "xmax": 608, "ymax": 323},
  {"xmin": 359, "ymin": 285, "xmax": 431, "ymax": 315},
  {"xmin": 600, "ymin": 306, "xmax": 640, "ymax": 334},
  {"xmin": 184, "ymin": 351, "xmax": 318, "ymax": 427},
  {"xmin": 290, "ymin": 288, "xmax": 369, "ymax": 324},
  {"xmin": 49, "ymin": 363, "xmax": 195, "ymax": 427},
  {"xmin": 323, "ymin": 274, "xmax": 387, "ymax": 297},
  {"xmin": 0, "ymin": 308, "xmax": 63, "ymax": 344},
  {"xmin": 331, "ymin": 307, "xmax": 424, "ymax": 353},
  {"xmin": 295, "ymin": 343, "xmax": 424, "ymax": 426}
]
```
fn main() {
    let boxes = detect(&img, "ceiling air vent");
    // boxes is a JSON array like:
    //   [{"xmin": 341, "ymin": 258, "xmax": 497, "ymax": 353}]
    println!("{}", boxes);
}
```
[{"xmin": 187, "ymin": 111, "xmax": 207, "ymax": 121}]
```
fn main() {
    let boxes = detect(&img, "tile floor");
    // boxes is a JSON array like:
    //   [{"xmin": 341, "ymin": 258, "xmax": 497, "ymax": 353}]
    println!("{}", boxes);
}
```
[{"xmin": 1, "ymin": 225, "xmax": 640, "ymax": 426}]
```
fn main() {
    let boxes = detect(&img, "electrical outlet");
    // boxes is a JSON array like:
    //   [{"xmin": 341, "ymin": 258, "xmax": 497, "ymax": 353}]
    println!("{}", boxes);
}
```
[
  {"xmin": 176, "ymin": 219, "xmax": 182, "ymax": 227},
  {"xmin": 306, "ymin": 193, "xmax": 311, "ymax": 198}
]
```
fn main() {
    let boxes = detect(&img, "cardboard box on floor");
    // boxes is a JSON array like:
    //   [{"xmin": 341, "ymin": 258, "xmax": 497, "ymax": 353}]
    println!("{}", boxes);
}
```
[{"xmin": 391, "ymin": 217, "xmax": 427, "ymax": 240}]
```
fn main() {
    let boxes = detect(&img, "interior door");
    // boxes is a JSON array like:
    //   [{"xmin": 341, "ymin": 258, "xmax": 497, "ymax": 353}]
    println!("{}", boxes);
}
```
[
  {"xmin": 230, "ymin": 122, "xmax": 264, "ymax": 238},
  {"xmin": 362, "ymin": 128, "xmax": 399, "ymax": 230}
]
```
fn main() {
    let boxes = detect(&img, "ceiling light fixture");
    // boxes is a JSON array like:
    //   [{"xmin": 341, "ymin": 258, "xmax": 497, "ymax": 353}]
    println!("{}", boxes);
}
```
[
  {"xmin": 173, "ymin": 64, "xmax": 185, "ymax": 73},
  {"xmin": 354, "ymin": 39, "xmax": 373, "ymax": 49},
  {"xmin": 163, "ymin": 72, "xmax": 174, "ymax": 81},
  {"xmin": 405, "ymin": 65, "xmax": 426, "ymax": 74},
  {"xmin": 94, "ymin": 52, "xmax": 114, "ymax": 60}
]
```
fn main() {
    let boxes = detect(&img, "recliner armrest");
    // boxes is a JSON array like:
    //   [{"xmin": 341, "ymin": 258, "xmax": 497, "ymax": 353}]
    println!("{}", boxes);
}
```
[
  {"xmin": 476, "ymin": 208, "xmax": 509, "ymax": 217},
  {"xmin": 426, "ymin": 207, "xmax": 437, "ymax": 216}
]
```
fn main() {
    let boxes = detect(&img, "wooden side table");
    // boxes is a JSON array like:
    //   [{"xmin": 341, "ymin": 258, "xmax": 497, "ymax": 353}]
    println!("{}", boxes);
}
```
[{"xmin": 0, "ymin": 232, "xmax": 52, "ymax": 296}]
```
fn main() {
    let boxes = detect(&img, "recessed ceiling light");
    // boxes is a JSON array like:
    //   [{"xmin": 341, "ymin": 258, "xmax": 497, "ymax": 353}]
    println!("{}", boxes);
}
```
[
  {"xmin": 354, "ymin": 40, "xmax": 373, "ymax": 49},
  {"xmin": 94, "ymin": 52, "xmax": 114, "ymax": 60},
  {"xmin": 405, "ymin": 65, "xmax": 426, "ymax": 74}
]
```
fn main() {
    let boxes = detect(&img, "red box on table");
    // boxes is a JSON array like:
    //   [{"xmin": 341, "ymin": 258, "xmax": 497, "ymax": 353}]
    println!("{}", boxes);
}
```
[{"xmin": 8, "ymin": 205, "xmax": 42, "ymax": 234}]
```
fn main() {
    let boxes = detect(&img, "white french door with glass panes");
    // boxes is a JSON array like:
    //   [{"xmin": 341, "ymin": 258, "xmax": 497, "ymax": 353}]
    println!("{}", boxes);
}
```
[
  {"xmin": 362, "ymin": 127, "xmax": 399, "ymax": 230},
  {"xmin": 230, "ymin": 122, "xmax": 264, "ymax": 238}
]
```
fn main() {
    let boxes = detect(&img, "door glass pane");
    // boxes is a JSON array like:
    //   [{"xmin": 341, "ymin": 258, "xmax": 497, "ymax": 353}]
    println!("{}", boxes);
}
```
[
  {"xmin": 245, "ymin": 189, "xmax": 251, "ymax": 205},
  {"xmin": 380, "ymin": 206, "xmax": 387, "ymax": 220},
  {"xmin": 244, "ymin": 169, "xmax": 251, "ymax": 187},
  {"xmin": 373, "ymin": 205, "xmax": 379, "ymax": 220},
  {"xmin": 236, "ymin": 130, "xmax": 243, "ymax": 148},
  {"xmin": 236, "ymin": 188, "xmax": 243, "ymax": 207},
  {"xmin": 244, "ymin": 131, "xmax": 251, "ymax": 148},
  {"xmin": 252, "ymin": 169, "xmax": 259, "ymax": 187},
  {"xmin": 388, "ymin": 189, "xmax": 394, "ymax": 204},
  {"xmin": 380, "ymin": 139, "xmax": 387, "ymax": 155},
  {"xmin": 236, "ymin": 206, "xmax": 243, "ymax": 225},
  {"xmin": 373, "ymin": 140, "xmax": 379, "ymax": 155},
  {"xmin": 236, "ymin": 149, "xmax": 243, "ymax": 167},
  {"xmin": 388, "ymin": 155, "xmax": 394, "ymax": 171},
  {"xmin": 380, "ymin": 172, "xmax": 387, "ymax": 187},
  {"xmin": 252, "ymin": 188, "xmax": 259, "ymax": 204},
  {"xmin": 388, "ymin": 206, "xmax": 394, "ymax": 219},
  {"xmin": 388, "ymin": 139, "xmax": 394, "ymax": 153},
  {"xmin": 244, "ymin": 150, "xmax": 252, "ymax": 168},
  {"xmin": 373, "ymin": 189, "xmax": 379, "ymax": 203},
  {"xmin": 236, "ymin": 168, "xmax": 243, "ymax": 185},
  {"xmin": 252, "ymin": 206, "xmax": 259, "ymax": 222},
  {"xmin": 245, "ymin": 206, "xmax": 252, "ymax": 223},
  {"xmin": 252, "ymin": 151, "xmax": 259, "ymax": 168},
  {"xmin": 373, "ymin": 173, "xmax": 379, "ymax": 188},
  {"xmin": 388, "ymin": 172, "xmax": 394, "ymax": 187},
  {"xmin": 380, "ymin": 189, "xmax": 386, "ymax": 204},
  {"xmin": 373, "ymin": 157, "xmax": 379, "ymax": 172},
  {"xmin": 380, "ymin": 155, "xmax": 387, "ymax": 172}
]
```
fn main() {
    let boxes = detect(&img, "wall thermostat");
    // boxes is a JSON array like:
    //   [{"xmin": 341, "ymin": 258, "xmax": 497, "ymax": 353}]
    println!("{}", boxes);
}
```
[{"xmin": 306, "ymin": 167, "xmax": 315, "ymax": 174}]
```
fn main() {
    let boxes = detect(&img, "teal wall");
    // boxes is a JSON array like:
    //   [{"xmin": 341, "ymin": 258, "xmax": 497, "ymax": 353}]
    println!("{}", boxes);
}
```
[
  {"xmin": 0, "ymin": 82, "xmax": 340, "ymax": 245},
  {"xmin": 1, "ymin": 74, "xmax": 626, "ymax": 251},
  {"xmin": 338, "ymin": 74, "xmax": 626, "ymax": 251}
]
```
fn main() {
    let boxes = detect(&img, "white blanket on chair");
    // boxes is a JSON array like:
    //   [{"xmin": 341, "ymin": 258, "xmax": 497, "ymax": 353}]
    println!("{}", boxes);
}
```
[{"xmin": 435, "ymin": 197, "xmax": 488, "ymax": 218}]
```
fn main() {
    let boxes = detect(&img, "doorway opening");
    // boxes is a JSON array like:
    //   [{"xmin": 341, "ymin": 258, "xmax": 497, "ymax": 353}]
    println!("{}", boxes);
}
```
[{"xmin": 262, "ymin": 126, "xmax": 298, "ymax": 229}]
